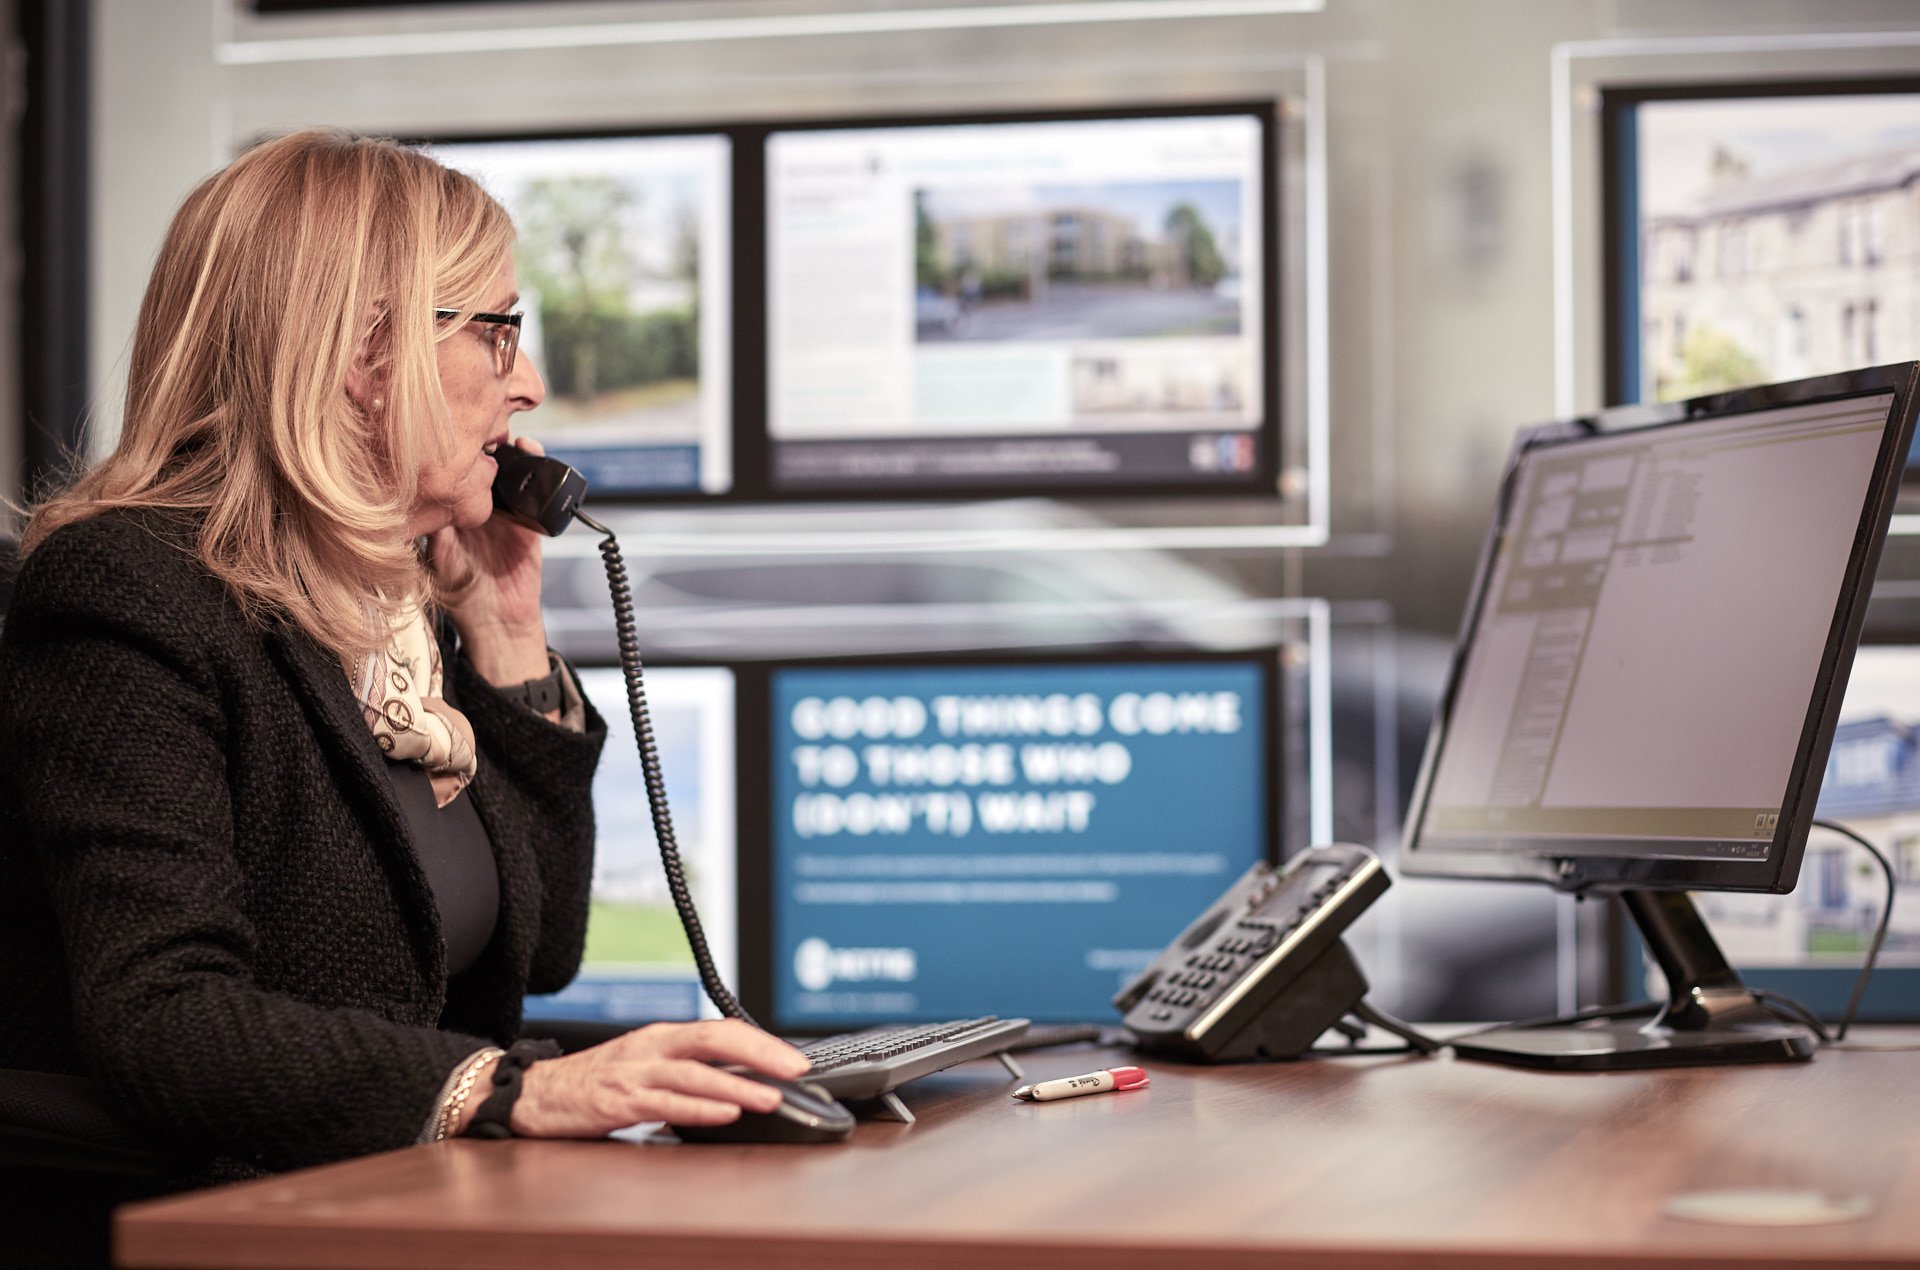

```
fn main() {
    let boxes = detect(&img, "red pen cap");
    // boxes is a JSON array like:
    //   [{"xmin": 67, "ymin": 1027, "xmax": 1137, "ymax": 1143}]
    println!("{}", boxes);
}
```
[{"xmin": 1109, "ymin": 1066, "xmax": 1150, "ymax": 1091}]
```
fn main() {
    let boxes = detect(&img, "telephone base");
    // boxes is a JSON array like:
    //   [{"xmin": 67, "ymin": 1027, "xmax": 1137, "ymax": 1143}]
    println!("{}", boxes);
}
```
[{"xmin": 1133, "ymin": 938, "xmax": 1372, "ymax": 1063}]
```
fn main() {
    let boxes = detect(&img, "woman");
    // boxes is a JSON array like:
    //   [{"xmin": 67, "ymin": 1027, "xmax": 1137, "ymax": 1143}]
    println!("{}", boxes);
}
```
[{"xmin": 0, "ymin": 129, "xmax": 806, "ymax": 1185}]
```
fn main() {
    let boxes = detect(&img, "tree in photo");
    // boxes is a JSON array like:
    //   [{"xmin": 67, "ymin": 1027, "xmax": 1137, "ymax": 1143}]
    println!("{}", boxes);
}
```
[
  {"xmin": 915, "ymin": 190, "xmax": 946, "ymax": 292},
  {"xmin": 1164, "ymin": 202, "xmax": 1226, "ymax": 289},
  {"xmin": 516, "ymin": 176, "xmax": 699, "ymax": 406},
  {"xmin": 516, "ymin": 176, "xmax": 639, "ymax": 400},
  {"xmin": 1660, "ymin": 324, "xmax": 1769, "ymax": 402}
]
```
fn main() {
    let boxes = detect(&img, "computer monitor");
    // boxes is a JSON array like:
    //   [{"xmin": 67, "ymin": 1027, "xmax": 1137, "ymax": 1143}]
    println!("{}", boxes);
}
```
[
  {"xmin": 423, "ymin": 130, "xmax": 734, "ymax": 496},
  {"xmin": 1401, "ymin": 364, "xmax": 1920, "ymax": 1068},
  {"xmin": 524, "ymin": 665, "xmax": 738, "ymax": 1024},
  {"xmin": 735, "ymin": 649, "xmax": 1282, "ymax": 1031},
  {"xmin": 759, "ymin": 103, "xmax": 1278, "ymax": 499},
  {"xmin": 1600, "ymin": 77, "xmax": 1920, "ymax": 470}
]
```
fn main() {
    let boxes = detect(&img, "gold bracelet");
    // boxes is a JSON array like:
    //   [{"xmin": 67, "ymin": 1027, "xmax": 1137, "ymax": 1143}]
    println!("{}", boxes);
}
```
[{"xmin": 434, "ymin": 1047, "xmax": 505, "ymax": 1142}]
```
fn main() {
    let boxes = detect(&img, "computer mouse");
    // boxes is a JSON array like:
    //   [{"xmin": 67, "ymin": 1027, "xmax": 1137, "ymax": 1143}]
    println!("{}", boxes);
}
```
[{"xmin": 669, "ymin": 1072, "xmax": 855, "ymax": 1145}]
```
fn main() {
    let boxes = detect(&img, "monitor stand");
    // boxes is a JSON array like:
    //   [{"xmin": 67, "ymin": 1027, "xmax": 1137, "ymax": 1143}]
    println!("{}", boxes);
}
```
[{"xmin": 1449, "ymin": 890, "xmax": 1817, "ymax": 1071}]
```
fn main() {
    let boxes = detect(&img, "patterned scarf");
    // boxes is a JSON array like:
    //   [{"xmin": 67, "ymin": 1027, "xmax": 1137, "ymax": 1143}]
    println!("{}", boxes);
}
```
[{"xmin": 350, "ymin": 600, "xmax": 477, "ymax": 808}]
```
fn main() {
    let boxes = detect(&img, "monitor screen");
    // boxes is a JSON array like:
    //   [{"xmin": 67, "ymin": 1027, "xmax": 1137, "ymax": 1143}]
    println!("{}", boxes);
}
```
[
  {"xmin": 425, "ymin": 132, "xmax": 734, "ymax": 496},
  {"xmin": 524, "ymin": 665, "xmax": 738, "ymax": 1024},
  {"xmin": 1403, "ymin": 368, "xmax": 1917, "ymax": 897},
  {"xmin": 738, "ymin": 651, "xmax": 1281, "ymax": 1030},
  {"xmin": 761, "ymin": 105, "xmax": 1277, "ymax": 498},
  {"xmin": 1602, "ymin": 81, "xmax": 1920, "ymax": 434}
]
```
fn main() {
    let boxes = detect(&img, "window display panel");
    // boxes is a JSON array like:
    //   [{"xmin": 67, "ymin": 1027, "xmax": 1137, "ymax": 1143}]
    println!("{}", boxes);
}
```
[
  {"xmin": 765, "ymin": 106, "xmax": 1277, "ymax": 497},
  {"xmin": 1605, "ymin": 81, "xmax": 1920, "ymax": 416},
  {"xmin": 525, "ymin": 666, "xmax": 738, "ymax": 1023}
]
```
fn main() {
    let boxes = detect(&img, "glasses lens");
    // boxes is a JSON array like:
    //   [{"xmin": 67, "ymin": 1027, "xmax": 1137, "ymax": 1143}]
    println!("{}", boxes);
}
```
[{"xmin": 496, "ymin": 321, "xmax": 519, "ymax": 376}]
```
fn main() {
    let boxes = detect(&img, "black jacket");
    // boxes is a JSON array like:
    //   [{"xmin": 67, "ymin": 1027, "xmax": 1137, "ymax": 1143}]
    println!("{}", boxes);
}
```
[{"xmin": 0, "ymin": 510, "xmax": 604, "ymax": 1179}]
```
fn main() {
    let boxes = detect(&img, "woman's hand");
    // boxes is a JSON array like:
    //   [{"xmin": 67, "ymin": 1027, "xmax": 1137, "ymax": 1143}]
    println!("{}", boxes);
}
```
[
  {"xmin": 459, "ymin": 1020, "xmax": 813, "ymax": 1138},
  {"xmin": 428, "ymin": 435, "xmax": 552, "ymax": 690}
]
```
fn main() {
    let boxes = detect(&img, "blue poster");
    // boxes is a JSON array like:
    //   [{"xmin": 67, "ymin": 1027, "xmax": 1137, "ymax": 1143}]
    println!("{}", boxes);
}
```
[{"xmin": 769, "ymin": 660, "xmax": 1271, "ymax": 1025}]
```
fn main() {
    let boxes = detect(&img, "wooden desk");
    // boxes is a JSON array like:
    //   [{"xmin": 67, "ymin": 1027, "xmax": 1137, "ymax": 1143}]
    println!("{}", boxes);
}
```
[{"xmin": 116, "ymin": 1039, "xmax": 1920, "ymax": 1269}]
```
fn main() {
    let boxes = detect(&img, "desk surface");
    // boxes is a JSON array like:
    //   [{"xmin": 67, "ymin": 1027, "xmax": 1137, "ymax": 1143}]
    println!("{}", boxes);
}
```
[{"xmin": 117, "ymin": 1037, "xmax": 1920, "ymax": 1270}]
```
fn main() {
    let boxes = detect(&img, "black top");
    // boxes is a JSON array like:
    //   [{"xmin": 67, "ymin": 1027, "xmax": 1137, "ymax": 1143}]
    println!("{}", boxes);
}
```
[
  {"xmin": 0, "ymin": 509, "xmax": 605, "ymax": 1184},
  {"xmin": 383, "ymin": 760, "xmax": 499, "ymax": 978}
]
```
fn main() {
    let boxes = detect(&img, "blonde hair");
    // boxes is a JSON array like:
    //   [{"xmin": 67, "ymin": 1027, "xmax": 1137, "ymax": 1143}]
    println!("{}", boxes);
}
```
[{"xmin": 21, "ymin": 128, "xmax": 515, "ymax": 667}]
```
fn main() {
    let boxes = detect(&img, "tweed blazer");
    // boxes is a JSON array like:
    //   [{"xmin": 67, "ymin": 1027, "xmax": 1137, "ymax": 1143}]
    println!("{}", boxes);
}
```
[{"xmin": 0, "ymin": 510, "xmax": 605, "ymax": 1179}]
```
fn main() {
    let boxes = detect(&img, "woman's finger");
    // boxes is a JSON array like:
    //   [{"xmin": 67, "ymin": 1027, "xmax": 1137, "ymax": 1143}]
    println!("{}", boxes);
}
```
[
  {"xmin": 626, "ymin": 1020, "xmax": 811, "ymax": 1079},
  {"xmin": 631, "ymin": 1088, "xmax": 754, "ymax": 1127},
  {"xmin": 628, "ymin": 1058, "xmax": 787, "ymax": 1112}
]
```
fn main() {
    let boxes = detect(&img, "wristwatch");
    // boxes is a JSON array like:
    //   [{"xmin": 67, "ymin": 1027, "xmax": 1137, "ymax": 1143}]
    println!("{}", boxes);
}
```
[{"xmin": 504, "ymin": 656, "xmax": 566, "ymax": 715}]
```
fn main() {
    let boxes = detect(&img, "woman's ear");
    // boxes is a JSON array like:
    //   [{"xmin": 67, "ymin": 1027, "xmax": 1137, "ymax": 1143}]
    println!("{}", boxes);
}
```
[{"xmin": 345, "ymin": 310, "xmax": 391, "ymax": 414}]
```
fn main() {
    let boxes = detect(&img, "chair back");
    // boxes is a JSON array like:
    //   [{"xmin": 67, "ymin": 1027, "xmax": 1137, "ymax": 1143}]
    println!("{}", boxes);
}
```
[{"xmin": 0, "ymin": 1069, "xmax": 178, "ymax": 1176}]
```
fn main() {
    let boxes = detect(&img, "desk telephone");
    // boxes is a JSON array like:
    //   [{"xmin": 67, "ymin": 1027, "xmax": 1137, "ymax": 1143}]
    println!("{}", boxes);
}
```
[{"xmin": 1115, "ymin": 843, "xmax": 1435, "ymax": 1061}]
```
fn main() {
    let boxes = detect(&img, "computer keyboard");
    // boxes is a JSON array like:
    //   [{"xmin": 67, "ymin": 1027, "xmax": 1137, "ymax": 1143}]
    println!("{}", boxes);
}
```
[{"xmin": 798, "ymin": 1016, "xmax": 1031, "ymax": 1101}]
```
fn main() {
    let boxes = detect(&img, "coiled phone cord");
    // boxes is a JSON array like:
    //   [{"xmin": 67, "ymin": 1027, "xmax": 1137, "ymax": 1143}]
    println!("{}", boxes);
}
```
[{"xmin": 574, "ymin": 508, "xmax": 757, "ymax": 1028}]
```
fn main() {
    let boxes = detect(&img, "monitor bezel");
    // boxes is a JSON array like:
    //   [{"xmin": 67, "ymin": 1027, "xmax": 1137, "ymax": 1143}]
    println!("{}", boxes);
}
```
[
  {"xmin": 1599, "ymin": 74, "xmax": 1920, "ymax": 422},
  {"xmin": 732, "ymin": 644, "xmax": 1287, "ymax": 1034},
  {"xmin": 748, "ymin": 98, "xmax": 1283, "ymax": 503},
  {"xmin": 1400, "ymin": 363, "xmax": 1920, "ymax": 897}
]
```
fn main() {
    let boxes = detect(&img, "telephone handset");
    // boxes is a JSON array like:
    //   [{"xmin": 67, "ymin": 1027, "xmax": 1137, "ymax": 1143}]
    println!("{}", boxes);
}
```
[
  {"xmin": 1114, "ymin": 843, "xmax": 1436, "ymax": 1061},
  {"xmin": 490, "ymin": 443, "xmax": 588, "ymax": 537}
]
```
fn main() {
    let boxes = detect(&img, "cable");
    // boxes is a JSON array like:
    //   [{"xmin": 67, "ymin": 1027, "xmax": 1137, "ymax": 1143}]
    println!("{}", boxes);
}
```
[
  {"xmin": 1446, "ymin": 999, "xmax": 1659, "ymax": 1042},
  {"xmin": 1306, "ymin": 1002, "xmax": 1447, "ymax": 1056},
  {"xmin": 1304, "ymin": 1005, "xmax": 1439, "ymax": 1057},
  {"xmin": 1006, "ymin": 1024, "xmax": 1116, "ymax": 1052},
  {"xmin": 576, "ymin": 508, "xmax": 756, "ymax": 1028},
  {"xmin": 1348, "ymin": 1000, "xmax": 1444, "ymax": 1055},
  {"xmin": 1739, "ymin": 821, "xmax": 1904, "ymax": 1047},
  {"xmin": 1751, "ymin": 988, "xmax": 1830, "ymax": 1043},
  {"xmin": 1810, "ymin": 818, "xmax": 1897, "ymax": 1043}
]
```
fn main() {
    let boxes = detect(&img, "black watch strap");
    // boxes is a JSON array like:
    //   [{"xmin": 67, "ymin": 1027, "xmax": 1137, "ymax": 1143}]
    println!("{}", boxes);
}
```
[{"xmin": 505, "ymin": 656, "xmax": 566, "ymax": 715}]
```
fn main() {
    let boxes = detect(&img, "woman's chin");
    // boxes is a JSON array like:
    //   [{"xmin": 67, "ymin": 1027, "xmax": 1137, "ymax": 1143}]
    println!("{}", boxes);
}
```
[
  {"xmin": 406, "ymin": 478, "xmax": 498, "ymax": 536},
  {"xmin": 452, "ymin": 497, "xmax": 497, "ymax": 532}
]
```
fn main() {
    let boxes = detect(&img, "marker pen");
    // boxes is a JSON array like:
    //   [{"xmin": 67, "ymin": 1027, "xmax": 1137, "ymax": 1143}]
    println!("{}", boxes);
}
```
[{"xmin": 1011, "ymin": 1066, "xmax": 1150, "ymax": 1102}]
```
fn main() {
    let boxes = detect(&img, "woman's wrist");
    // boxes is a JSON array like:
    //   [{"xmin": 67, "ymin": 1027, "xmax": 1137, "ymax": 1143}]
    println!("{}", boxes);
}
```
[{"xmin": 457, "ymin": 619, "xmax": 551, "ymax": 687}]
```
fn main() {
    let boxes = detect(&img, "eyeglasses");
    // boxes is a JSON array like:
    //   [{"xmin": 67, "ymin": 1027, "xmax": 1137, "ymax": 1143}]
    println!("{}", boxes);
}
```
[{"xmin": 434, "ymin": 309, "xmax": 522, "ymax": 376}]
